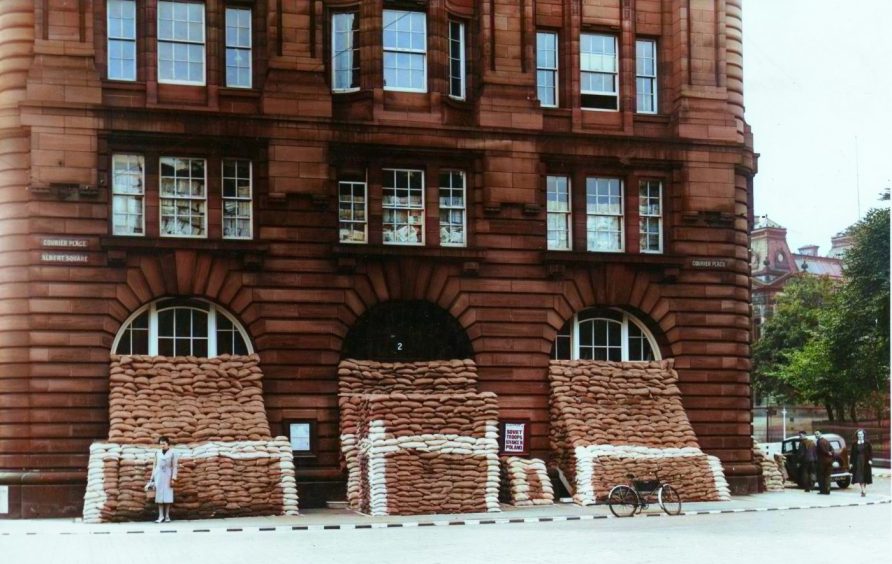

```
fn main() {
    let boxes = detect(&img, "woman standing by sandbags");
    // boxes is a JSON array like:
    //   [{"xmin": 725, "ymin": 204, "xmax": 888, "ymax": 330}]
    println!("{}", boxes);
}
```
[
  {"xmin": 849, "ymin": 428, "xmax": 873, "ymax": 497},
  {"xmin": 145, "ymin": 436, "xmax": 178, "ymax": 522}
]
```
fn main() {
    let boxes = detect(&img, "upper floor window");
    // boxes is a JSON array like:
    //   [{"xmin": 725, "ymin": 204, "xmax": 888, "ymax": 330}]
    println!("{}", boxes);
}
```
[
  {"xmin": 160, "ymin": 157, "xmax": 207, "ymax": 237},
  {"xmin": 536, "ymin": 31, "xmax": 558, "ymax": 108},
  {"xmin": 636, "ymin": 39, "xmax": 657, "ymax": 114},
  {"xmin": 110, "ymin": 152, "xmax": 254, "ymax": 240},
  {"xmin": 338, "ymin": 180, "xmax": 368, "ymax": 244},
  {"xmin": 332, "ymin": 11, "xmax": 360, "ymax": 92},
  {"xmin": 113, "ymin": 299, "xmax": 252, "ymax": 357},
  {"xmin": 112, "ymin": 154, "xmax": 145, "ymax": 236},
  {"xmin": 580, "ymin": 33, "xmax": 618, "ymax": 111},
  {"xmin": 222, "ymin": 159, "xmax": 252, "ymax": 239},
  {"xmin": 586, "ymin": 177, "xmax": 623, "ymax": 252},
  {"xmin": 382, "ymin": 169, "xmax": 424, "ymax": 245},
  {"xmin": 157, "ymin": 1, "xmax": 206, "ymax": 85},
  {"xmin": 552, "ymin": 309, "xmax": 659, "ymax": 362},
  {"xmin": 382, "ymin": 10, "xmax": 427, "ymax": 92},
  {"xmin": 546, "ymin": 175, "xmax": 571, "ymax": 250},
  {"xmin": 639, "ymin": 180, "xmax": 662, "ymax": 253},
  {"xmin": 225, "ymin": 7, "xmax": 252, "ymax": 88},
  {"xmin": 107, "ymin": 0, "xmax": 137, "ymax": 81},
  {"xmin": 439, "ymin": 170, "xmax": 466, "ymax": 246},
  {"xmin": 448, "ymin": 20, "xmax": 466, "ymax": 99}
]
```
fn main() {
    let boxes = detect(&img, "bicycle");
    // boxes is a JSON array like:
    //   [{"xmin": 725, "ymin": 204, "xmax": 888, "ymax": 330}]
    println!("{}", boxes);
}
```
[{"xmin": 607, "ymin": 472, "xmax": 682, "ymax": 517}]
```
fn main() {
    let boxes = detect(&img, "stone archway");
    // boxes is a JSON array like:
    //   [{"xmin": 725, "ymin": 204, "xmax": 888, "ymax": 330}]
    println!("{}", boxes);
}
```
[{"xmin": 341, "ymin": 300, "xmax": 473, "ymax": 361}]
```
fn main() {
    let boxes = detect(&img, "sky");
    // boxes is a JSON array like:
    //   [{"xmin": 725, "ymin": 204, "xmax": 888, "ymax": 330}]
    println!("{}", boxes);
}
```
[{"xmin": 743, "ymin": 0, "xmax": 892, "ymax": 253}]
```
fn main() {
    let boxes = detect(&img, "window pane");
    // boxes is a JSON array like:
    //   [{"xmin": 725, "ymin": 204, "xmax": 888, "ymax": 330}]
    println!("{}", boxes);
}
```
[{"xmin": 382, "ymin": 10, "xmax": 426, "ymax": 92}]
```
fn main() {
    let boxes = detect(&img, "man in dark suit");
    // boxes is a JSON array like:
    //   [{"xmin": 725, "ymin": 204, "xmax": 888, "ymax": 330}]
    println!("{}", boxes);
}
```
[
  {"xmin": 797, "ymin": 430, "xmax": 817, "ymax": 491},
  {"xmin": 815, "ymin": 430, "xmax": 834, "ymax": 494}
]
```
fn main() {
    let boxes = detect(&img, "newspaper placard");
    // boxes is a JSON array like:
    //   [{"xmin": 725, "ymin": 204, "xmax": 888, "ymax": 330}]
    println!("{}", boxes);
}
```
[{"xmin": 503, "ymin": 423, "xmax": 526, "ymax": 454}]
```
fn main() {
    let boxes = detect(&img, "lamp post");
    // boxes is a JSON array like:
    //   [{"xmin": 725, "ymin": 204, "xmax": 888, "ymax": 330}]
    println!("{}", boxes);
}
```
[{"xmin": 781, "ymin": 406, "xmax": 787, "ymax": 440}]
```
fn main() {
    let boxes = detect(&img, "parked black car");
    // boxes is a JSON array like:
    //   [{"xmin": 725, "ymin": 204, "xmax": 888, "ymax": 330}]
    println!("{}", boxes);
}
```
[{"xmin": 781, "ymin": 433, "xmax": 851, "ymax": 489}]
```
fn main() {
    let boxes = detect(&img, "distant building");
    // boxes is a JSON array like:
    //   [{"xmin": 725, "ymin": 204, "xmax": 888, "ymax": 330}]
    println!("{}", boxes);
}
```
[{"xmin": 750, "ymin": 216, "xmax": 851, "ymax": 339}]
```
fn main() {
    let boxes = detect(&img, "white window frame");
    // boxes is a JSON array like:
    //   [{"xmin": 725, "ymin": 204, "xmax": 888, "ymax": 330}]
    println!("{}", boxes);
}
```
[
  {"xmin": 159, "ymin": 157, "xmax": 208, "ymax": 238},
  {"xmin": 636, "ymin": 38, "xmax": 658, "ymax": 114},
  {"xmin": 112, "ymin": 299, "xmax": 253, "ymax": 357},
  {"xmin": 382, "ymin": 168, "xmax": 425, "ymax": 246},
  {"xmin": 536, "ymin": 31, "xmax": 558, "ymax": 108},
  {"xmin": 107, "ymin": 0, "xmax": 137, "ymax": 81},
  {"xmin": 639, "ymin": 179, "xmax": 663, "ymax": 254},
  {"xmin": 585, "ymin": 177, "xmax": 624, "ymax": 252},
  {"xmin": 580, "ymin": 32, "xmax": 618, "ymax": 111},
  {"xmin": 222, "ymin": 159, "xmax": 253, "ymax": 239},
  {"xmin": 546, "ymin": 175, "xmax": 571, "ymax": 250},
  {"xmin": 448, "ymin": 20, "xmax": 466, "ymax": 100},
  {"xmin": 224, "ymin": 6, "xmax": 252, "ymax": 88},
  {"xmin": 439, "ymin": 170, "xmax": 466, "ymax": 247},
  {"xmin": 554, "ymin": 309, "xmax": 661, "ymax": 362},
  {"xmin": 331, "ymin": 11, "xmax": 360, "ymax": 92},
  {"xmin": 111, "ymin": 154, "xmax": 145, "ymax": 236},
  {"xmin": 157, "ymin": 1, "xmax": 206, "ymax": 86},
  {"xmin": 338, "ymin": 180, "xmax": 368, "ymax": 244},
  {"xmin": 382, "ymin": 10, "xmax": 427, "ymax": 93}
]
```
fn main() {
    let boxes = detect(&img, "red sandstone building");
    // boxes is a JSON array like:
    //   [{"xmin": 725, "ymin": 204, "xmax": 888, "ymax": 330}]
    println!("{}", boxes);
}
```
[{"xmin": 0, "ymin": 0, "xmax": 756, "ymax": 517}]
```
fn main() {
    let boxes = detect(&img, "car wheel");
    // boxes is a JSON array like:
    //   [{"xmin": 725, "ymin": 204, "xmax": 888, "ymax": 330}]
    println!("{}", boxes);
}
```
[{"xmin": 836, "ymin": 478, "xmax": 850, "ymax": 489}]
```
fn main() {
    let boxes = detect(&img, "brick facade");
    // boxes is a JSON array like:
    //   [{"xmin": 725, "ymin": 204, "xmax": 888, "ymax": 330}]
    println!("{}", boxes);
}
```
[{"xmin": 0, "ymin": 0, "xmax": 757, "ymax": 518}]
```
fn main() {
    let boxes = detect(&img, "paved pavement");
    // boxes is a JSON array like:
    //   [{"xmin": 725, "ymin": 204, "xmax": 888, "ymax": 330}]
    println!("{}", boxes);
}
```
[
  {"xmin": 2, "ymin": 475, "xmax": 889, "ymax": 536},
  {"xmin": 2, "ymin": 489, "xmax": 890, "ymax": 564}
]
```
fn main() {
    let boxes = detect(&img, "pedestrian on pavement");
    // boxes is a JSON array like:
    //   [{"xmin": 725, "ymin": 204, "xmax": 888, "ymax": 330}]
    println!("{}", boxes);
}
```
[
  {"xmin": 145, "ymin": 436, "xmax": 178, "ymax": 523},
  {"xmin": 796, "ymin": 430, "xmax": 817, "ymax": 492},
  {"xmin": 814, "ymin": 430, "xmax": 834, "ymax": 495},
  {"xmin": 849, "ymin": 428, "xmax": 873, "ymax": 497}
]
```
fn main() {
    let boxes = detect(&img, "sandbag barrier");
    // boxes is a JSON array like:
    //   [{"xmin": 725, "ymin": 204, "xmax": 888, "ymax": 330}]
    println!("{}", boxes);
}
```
[
  {"xmin": 549, "ymin": 360, "xmax": 730, "ymax": 505},
  {"xmin": 338, "ymin": 359, "xmax": 501, "ymax": 516},
  {"xmin": 83, "ymin": 355, "xmax": 299, "ymax": 522},
  {"xmin": 83, "ymin": 440, "xmax": 299, "ymax": 522},
  {"xmin": 752, "ymin": 441, "xmax": 786, "ymax": 492},
  {"xmin": 107, "ymin": 355, "xmax": 271, "ymax": 444},
  {"xmin": 501, "ymin": 456, "xmax": 554, "ymax": 506}
]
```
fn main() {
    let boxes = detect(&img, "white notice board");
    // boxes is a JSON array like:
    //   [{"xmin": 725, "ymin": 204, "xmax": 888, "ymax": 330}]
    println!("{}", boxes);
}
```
[{"xmin": 0, "ymin": 485, "xmax": 8, "ymax": 514}]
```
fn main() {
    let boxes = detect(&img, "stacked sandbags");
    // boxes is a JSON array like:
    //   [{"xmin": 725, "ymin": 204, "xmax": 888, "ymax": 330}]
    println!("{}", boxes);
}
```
[
  {"xmin": 774, "ymin": 453, "xmax": 789, "ymax": 482},
  {"xmin": 501, "ymin": 457, "xmax": 554, "ymax": 506},
  {"xmin": 83, "ymin": 354, "xmax": 298, "ymax": 522},
  {"xmin": 549, "ymin": 360, "xmax": 729, "ymax": 504},
  {"xmin": 107, "ymin": 355, "xmax": 270, "ymax": 444},
  {"xmin": 752, "ymin": 441, "xmax": 785, "ymax": 492},
  {"xmin": 338, "ymin": 359, "xmax": 501, "ymax": 516},
  {"xmin": 579, "ymin": 446, "xmax": 731, "ymax": 502},
  {"xmin": 84, "ymin": 440, "xmax": 299, "ymax": 522},
  {"xmin": 338, "ymin": 359, "xmax": 479, "ymax": 394}
]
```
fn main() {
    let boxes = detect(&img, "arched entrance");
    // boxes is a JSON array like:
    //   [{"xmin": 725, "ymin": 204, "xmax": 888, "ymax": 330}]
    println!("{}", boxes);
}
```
[{"xmin": 342, "ymin": 300, "xmax": 473, "ymax": 361}]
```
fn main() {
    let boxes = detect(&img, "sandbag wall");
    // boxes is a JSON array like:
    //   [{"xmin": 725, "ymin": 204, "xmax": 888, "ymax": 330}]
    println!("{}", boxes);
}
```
[
  {"xmin": 752, "ymin": 441, "xmax": 785, "ymax": 492},
  {"xmin": 338, "ymin": 359, "xmax": 501, "ymax": 516},
  {"xmin": 549, "ymin": 360, "xmax": 730, "ymax": 505},
  {"xmin": 83, "ymin": 355, "xmax": 299, "ymax": 522},
  {"xmin": 501, "ymin": 456, "xmax": 554, "ymax": 506}
]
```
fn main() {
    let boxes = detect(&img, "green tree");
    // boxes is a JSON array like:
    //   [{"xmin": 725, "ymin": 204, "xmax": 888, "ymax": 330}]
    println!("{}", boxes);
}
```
[
  {"xmin": 826, "ymin": 207, "xmax": 890, "ymax": 421},
  {"xmin": 752, "ymin": 275, "xmax": 837, "ymax": 405},
  {"xmin": 753, "ymin": 207, "xmax": 891, "ymax": 421}
]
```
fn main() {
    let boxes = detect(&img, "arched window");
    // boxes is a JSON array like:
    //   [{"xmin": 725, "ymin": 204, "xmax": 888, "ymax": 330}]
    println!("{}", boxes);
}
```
[
  {"xmin": 552, "ymin": 308, "xmax": 659, "ymax": 361},
  {"xmin": 113, "ymin": 298, "xmax": 252, "ymax": 357}
]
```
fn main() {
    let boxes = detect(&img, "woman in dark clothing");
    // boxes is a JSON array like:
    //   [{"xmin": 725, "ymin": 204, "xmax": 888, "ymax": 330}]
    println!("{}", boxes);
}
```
[{"xmin": 849, "ymin": 428, "xmax": 873, "ymax": 497}]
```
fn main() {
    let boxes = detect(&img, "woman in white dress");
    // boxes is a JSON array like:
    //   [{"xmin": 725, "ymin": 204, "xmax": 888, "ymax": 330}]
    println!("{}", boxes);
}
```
[{"xmin": 145, "ymin": 436, "xmax": 178, "ymax": 523}]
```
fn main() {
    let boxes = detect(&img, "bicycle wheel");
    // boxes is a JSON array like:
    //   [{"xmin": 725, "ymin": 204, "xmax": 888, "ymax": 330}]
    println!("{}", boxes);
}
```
[
  {"xmin": 607, "ymin": 485, "xmax": 639, "ymax": 518},
  {"xmin": 657, "ymin": 485, "xmax": 682, "ymax": 515}
]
